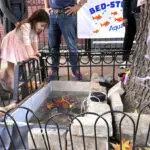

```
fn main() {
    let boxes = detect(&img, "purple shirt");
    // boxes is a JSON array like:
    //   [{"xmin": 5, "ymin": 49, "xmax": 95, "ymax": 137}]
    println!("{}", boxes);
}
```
[{"xmin": 50, "ymin": 0, "xmax": 75, "ymax": 9}]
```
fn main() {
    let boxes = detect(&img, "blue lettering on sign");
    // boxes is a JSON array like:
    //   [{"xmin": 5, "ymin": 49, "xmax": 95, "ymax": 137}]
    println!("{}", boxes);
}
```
[
  {"xmin": 121, "ymin": 1, "xmax": 124, "ymax": 7},
  {"xmin": 89, "ymin": 1, "xmax": 123, "ymax": 15},
  {"xmin": 109, "ymin": 24, "xmax": 124, "ymax": 31},
  {"xmin": 95, "ymin": 5, "xmax": 101, "ymax": 11},
  {"xmin": 101, "ymin": 3, "xmax": 106, "ymax": 10},
  {"xmin": 110, "ymin": 1, "xmax": 115, "ymax": 8},
  {"xmin": 115, "ymin": 1, "xmax": 121, "ymax": 7},
  {"xmin": 89, "ymin": 8, "xmax": 95, "ymax": 14}
]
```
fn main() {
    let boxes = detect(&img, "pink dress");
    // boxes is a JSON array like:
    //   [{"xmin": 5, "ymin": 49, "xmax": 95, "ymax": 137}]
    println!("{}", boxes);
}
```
[{"xmin": 0, "ymin": 23, "xmax": 38, "ymax": 64}]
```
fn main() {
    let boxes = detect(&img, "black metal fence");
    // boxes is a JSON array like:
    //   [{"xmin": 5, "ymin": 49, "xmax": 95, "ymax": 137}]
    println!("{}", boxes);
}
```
[
  {"xmin": 12, "ymin": 58, "xmax": 43, "ymax": 102},
  {"xmin": 4, "ymin": 50, "xmax": 132, "ymax": 103},
  {"xmin": 0, "ymin": 102, "xmax": 149, "ymax": 150},
  {"xmin": 40, "ymin": 50, "xmax": 133, "ymax": 80}
]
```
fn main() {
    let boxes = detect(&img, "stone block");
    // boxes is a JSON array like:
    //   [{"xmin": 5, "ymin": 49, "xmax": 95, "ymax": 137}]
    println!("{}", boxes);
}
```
[
  {"xmin": 87, "ymin": 102, "xmax": 110, "ymax": 115},
  {"xmin": 70, "ymin": 114, "xmax": 113, "ymax": 137},
  {"xmin": 28, "ymin": 128, "xmax": 67, "ymax": 150},
  {"xmin": 109, "ymin": 92, "xmax": 123, "ymax": 111},
  {"xmin": 114, "ymin": 113, "xmax": 150, "ymax": 145},
  {"xmin": 51, "ymin": 81, "xmax": 90, "ymax": 92},
  {"xmin": 90, "ymin": 82, "xmax": 107, "ymax": 94},
  {"xmin": 67, "ymin": 134, "xmax": 108, "ymax": 150},
  {"xmin": 108, "ymin": 81, "xmax": 125, "ymax": 98}
]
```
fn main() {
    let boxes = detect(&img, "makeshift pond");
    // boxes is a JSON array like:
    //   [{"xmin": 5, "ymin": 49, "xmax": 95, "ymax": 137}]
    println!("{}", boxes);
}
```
[
  {"xmin": 11, "ymin": 81, "xmax": 90, "ymax": 123},
  {"xmin": 30, "ymin": 91, "xmax": 88, "ymax": 125}
]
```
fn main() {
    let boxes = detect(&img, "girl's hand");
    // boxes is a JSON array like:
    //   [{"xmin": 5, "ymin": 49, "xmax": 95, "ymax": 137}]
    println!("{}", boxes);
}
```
[
  {"xmin": 29, "ymin": 55, "xmax": 38, "ymax": 59},
  {"xmin": 45, "ymin": 8, "xmax": 53, "ymax": 15},
  {"xmin": 35, "ymin": 52, "xmax": 41, "ymax": 57}
]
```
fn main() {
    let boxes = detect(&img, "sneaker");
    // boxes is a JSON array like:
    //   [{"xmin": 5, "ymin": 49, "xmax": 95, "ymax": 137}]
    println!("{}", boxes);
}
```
[
  {"xmin": 47, "ymin": 71, "xmax": 58, "ymax": 82},
  {"xmin": 72, "ymin": 71, "xmax": 83, "ymax": 80}
]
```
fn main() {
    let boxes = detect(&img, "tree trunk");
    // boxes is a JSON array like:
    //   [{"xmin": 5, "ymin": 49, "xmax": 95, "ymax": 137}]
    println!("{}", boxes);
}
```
[{"xmin": 123, "ymin": 0, "xmax": 150, "ymax": 112}]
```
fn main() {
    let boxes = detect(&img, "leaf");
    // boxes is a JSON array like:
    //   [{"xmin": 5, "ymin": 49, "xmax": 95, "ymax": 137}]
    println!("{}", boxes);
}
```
[{"xmin": 112, "ymin": 139, "xmax": 133, "ymax": 150}]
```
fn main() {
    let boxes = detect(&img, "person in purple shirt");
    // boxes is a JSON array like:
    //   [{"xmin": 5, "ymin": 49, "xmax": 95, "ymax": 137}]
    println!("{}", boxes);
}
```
[
  {"xmin": 0, "ymin": 0, "xmax": 28, "ymax": 34},
  {"xmin": 44, "ymin": 0, "xmax": 86, "ymax": 81}
]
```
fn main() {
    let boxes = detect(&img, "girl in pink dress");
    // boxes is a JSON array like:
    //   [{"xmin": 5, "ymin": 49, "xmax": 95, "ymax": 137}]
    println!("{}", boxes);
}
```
[{"xmin": 0, "ymin": 9, "xmax": 49, "ymax": 93}]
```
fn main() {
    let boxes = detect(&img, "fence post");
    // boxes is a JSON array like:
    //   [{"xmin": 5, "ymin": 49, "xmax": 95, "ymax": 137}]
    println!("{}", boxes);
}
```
[
  {"xmin": 13, "ymin": 65, "xmax": 20, "ymax": 102},
  {"xmin": 39, "ymin": 53, "xmax": 46, "ymax": 82}
]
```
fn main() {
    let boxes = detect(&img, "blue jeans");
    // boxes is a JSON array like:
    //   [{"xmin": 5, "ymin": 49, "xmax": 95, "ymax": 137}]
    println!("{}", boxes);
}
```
[
  {"xmin": 10, "ymin": 4, "xmax": 22, "ymax": 31},
  {"xmin": 48, "ymin": 14, "xmax": 79, "ymax": 73}
]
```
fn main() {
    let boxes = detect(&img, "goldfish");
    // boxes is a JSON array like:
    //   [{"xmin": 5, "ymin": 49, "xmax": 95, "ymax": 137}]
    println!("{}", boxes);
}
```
[
  {"xmin": 115, "ymin": 17, "xmax": 124, "ymax": 22},
  {"xmin": 92, "ymin": 14, "xmax": 102, "ymax": 20},
  {"xmin": 111, "ymin": 11, "xmax": 118, "ymax": 15},
  {"xmin": 100, "ymin": 21, "xmax": 110, "ymax": 27},
  {"xmin": 93, "ymin": 29, "xmax": 99, "ymax": 33},
  {"xmin": 46, "ymin": 97, "xmax": 72, "ymax": 109},
  {"xmin": 47, "ymin": 103, "xmax": 54, "ymax": 109}
]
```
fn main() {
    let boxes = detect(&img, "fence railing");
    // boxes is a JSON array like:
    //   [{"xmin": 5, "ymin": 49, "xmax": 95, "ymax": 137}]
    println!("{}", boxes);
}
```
[
  {"xmin": 40, "ymin": 50, "xmax": 133, "ymax": 80},
  {"xmin": 7, "ymin": 50, "xmax": 132, "ymax": 103},
  {"xmin": 12, "ymin": 58, "xmax": 42, "ymax": 102},
  {"xmin": 0, "ymin": 102, "xmax": 149, "ymax": 150}
]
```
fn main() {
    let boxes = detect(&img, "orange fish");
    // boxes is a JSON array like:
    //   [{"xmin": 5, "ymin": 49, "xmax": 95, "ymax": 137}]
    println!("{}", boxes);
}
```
[
  {"xmin": 111, "ymin": 11, "xmax": 118, "ymax": 15},
  {"xmin": 92, "ymin": 14, "xmax": 102, "ymax": 20},
  {"xmin": 115, "ymin": 17, "xmax": 124, "ymax": 22},
  {"xmin": 46, "ymin": 97, "xmax": 71, "ymax": 109},
  {"xmin": 93, "ymin": 29, "xmax": 99, "ymax": 33},
  {"xmin": 47, "ymin": 103, "xmax": 54, "ymax": 109},
  {"xmin": 100, "ymin": 21, "xmax": 110, "ymax": 27}
]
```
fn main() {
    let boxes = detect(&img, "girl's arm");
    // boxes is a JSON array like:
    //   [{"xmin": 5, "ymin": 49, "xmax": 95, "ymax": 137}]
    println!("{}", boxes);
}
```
[
  {"xmin": 25, "ymin": 45, "xmax": 35, "ymax": 58},
  {"xmin": 21, "ymin": 23, "xmax": 35, "ymax": 58},
  {"xmin": 31, "ymin": 42, "xmax": 39, "ymax": 56},
  {"xmin": 31, "ymin": 32, "xmax": 39, "ymax": 56}
]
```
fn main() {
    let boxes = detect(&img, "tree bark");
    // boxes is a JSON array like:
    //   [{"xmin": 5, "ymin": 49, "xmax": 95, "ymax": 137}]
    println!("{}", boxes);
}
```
[{"xmin": 123, "ymin": 0, "xmax": 150, "ymax": 112}]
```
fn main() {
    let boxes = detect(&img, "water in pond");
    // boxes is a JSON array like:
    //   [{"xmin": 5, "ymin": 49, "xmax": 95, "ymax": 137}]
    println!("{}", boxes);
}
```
[{"xmin": 30, "ymin": 91, "xmax": 88, "ymax": 125}]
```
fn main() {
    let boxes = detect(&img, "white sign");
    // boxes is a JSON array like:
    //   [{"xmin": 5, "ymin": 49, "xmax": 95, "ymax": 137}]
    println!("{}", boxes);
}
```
[{"xmin": 77, "ymin": 0, "xmax": 125, "ymax": 38}]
